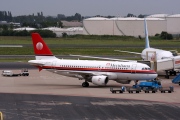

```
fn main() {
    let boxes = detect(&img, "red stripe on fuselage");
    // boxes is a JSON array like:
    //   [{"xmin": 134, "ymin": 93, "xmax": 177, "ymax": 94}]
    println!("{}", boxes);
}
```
[{"xmin": 37, "ymin": 66, "xmax": 156, "ymax": 74}]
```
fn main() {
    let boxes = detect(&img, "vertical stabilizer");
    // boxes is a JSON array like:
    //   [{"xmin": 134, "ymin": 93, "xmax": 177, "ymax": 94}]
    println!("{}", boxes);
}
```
[
  {"xmin": 31, "ymin": 33, "xmax": 57, "ymax": 60},
  {"xmin": 144, "ymin": 18, "xmax": 150, "ymax": 48}
]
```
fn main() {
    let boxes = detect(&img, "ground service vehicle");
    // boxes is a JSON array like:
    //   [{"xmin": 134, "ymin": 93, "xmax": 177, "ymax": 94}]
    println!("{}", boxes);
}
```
[
  {"xmin": 126, "ymin": 87, "xmax": 141, "ymax": 93},
  {"xmin": 134, "ymin": 80, "xmax": 162, "ymax": 90},
  {"xmin": 2, "ymin": 69, "xmax": 29, "ymax": 77},
  {"xmin": 159, "ymin": 87, "xmax": 174, "ymax": 93},
  {"xmin": 21, "ymin": 68, "xmax": 29, "ymax": 76},
  {"xmin": 2, "ymin": 70, "xmax": 21, "ymax": 76},
  {"xmin": 110, "ymin": 87, "xmax": 125, "ymax": 93},
  {"xmin": 172, "ymin": 74, "xmax": 180, "ymax": 85},
  {"xmin": 143, "ymin": 87, "xmax": 158, "ymax": 93}
]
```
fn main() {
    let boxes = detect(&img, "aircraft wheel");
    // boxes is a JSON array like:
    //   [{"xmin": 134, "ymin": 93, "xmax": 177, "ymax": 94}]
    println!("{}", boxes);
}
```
[
  {"xmin": 86, "ymin": 82, "xmax": 89, "ymax": 87},
  {"xmin": 82, "ymin": 82, "xmax": 89, "ymax": 87},
  {"xmin": 170, "ymin": 71, "xmax": 172, "ymax": 76},
  {"xmin": 165, "ymin": 75, "xmax": 169, "ymax": 79}
]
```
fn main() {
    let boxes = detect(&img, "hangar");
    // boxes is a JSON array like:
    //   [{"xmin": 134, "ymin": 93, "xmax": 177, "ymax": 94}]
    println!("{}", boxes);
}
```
[
  {"xmin": 83, "ymin": 17, "xmax": 166, "ymax": 37},
  {"xmin": 83, "ymin": 14, "xmax": 180, "ymax": 37},
  {"xmin": 166, "ymin": 14, "xmax": 180, "ymax": 35},
  {"xmin": 147, "ymin": 14, "xmax": 180, "ymax": 35}
]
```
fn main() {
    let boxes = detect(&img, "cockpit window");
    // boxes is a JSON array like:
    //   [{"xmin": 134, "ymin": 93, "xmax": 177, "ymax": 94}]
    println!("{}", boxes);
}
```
[{"xmin": 142, "ymin": 67, "xmax": 150, "ymax": 70}]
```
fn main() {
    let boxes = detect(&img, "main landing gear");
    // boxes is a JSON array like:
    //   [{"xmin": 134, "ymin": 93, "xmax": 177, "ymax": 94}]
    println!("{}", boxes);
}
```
[
  {"xmin": 165, "ymin": 70, "xmax": 177, "ymax": 79},
  {"xmin": 134, "ymin": 80, "xmax": 138, "ymax": 85},
  {"xmin": 82, "ymin": 82, "xmax": 89, "ymax": 87}
]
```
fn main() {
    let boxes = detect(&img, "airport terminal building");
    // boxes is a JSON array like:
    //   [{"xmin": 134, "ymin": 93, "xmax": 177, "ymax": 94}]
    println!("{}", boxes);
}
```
[{"xmin": 83, "ymin": 14, "xmax": 180, "ymax": 37}]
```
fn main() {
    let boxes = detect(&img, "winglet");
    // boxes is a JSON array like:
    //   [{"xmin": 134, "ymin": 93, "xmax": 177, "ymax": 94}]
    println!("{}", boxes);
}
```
[{"xmin": 144, "ymin": 18, "xmax": 150, "ymax": 48}]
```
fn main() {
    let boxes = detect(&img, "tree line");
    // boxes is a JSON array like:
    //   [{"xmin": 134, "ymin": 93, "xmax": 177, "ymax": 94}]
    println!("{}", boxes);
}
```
[
  {"xmin": 0, "ymin": 11, "xmax": 147, "ymax": 29},
  {"xmin": 0, "ymin": 11, "xmax": 13, "ymax": 22},
  {"xmin": 0, "ymin": 11, "xmax": 82, "ymax": 28},
  {"xmin": 0, "ymin": 29, "xmax": 56, "ymax": 38}
]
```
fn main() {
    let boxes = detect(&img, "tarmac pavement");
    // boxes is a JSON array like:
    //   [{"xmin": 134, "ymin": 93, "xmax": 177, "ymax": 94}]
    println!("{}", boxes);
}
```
[{"xmin": 0, "ymin": 63, "xmax": 180, "ymax": 119}]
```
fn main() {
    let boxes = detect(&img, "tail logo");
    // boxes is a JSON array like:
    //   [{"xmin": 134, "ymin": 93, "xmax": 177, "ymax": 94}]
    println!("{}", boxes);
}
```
[{"xmin": 36, "ymin": 42, "xmax": 43, "ymax": 50}]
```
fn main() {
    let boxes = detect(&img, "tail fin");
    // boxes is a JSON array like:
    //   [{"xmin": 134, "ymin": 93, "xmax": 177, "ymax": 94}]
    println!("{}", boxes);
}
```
[
  {"xmin": 31, "ymin": 33, "xmax": 56, "ymax": 60},
  {"xmin": 144, "ymin": 18, "xmax": 150, "ymax": 48}
]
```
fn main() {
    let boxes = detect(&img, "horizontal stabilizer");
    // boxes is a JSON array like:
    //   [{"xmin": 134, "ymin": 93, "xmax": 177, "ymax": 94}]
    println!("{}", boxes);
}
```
[{"xmin": 28, "ymin": 60, "xmax": 45, "ymax": 66}]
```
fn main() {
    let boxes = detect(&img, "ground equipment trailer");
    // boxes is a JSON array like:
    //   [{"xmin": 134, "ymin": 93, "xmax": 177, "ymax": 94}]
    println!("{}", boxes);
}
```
[
  {"xmin": 135, "ymin": 80, "xmax": 162, "ymax": 90},
  {"xmin": 159, "ymin": 87, "xmax": 174, "ymax": 93},
  {"xmin": 126, "ymin": 87, "xmax": 141, "ymax": 93},
  {"xmin": 110, "ymin": 87, "xmax": 125, "ymax": 93},
  {"xmin": 143, "ymin": 87, "xmax": 158, "ymax": 93}
]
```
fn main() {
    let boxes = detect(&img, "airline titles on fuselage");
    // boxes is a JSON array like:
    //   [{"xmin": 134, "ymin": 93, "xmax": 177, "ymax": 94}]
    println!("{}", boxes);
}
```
[{"xmin": 110, "ymin": 63, "xmax": 130, "ymax": 68}]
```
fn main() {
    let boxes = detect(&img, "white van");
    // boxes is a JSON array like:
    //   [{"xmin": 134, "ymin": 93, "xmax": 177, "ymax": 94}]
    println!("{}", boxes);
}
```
[{"xmin": 2, "ymin": 70, "xmax": 14, "ymax": 76}]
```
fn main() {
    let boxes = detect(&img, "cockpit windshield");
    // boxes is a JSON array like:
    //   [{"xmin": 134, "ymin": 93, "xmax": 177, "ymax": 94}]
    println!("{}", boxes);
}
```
[{"xmin": 142, "ymin": 67, "xmax": 151, "ymax": 70}]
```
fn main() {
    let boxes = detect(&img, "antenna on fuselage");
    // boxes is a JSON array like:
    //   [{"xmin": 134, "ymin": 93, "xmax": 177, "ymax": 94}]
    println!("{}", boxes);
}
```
[{"xmin": 144, "ymin": 18, "xmax": 150, "ymax": 48}]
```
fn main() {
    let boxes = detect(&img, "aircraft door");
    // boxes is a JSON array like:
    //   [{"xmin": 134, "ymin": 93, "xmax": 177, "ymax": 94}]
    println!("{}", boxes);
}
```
[
  {"xmin": 52, "ymin": 61, "xmax": 56, "ymax": 69},
  {"xmin": 131, "ymin": 64, "xmax": 137, "ymax": 74}
]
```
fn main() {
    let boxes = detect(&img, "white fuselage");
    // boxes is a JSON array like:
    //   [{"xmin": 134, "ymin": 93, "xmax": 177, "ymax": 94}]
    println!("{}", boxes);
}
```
[
  {"xmin": 141, "ymin": 48, "xmax": 173, "ymax": 61},
  {"xmin": 29, "ymin": 59, "xmax": 157, "ymax": 82}
]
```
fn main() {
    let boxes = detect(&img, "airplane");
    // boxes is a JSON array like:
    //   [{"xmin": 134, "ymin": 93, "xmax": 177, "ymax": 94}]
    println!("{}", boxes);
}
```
[
  {"xmin": 70, "ymin": 18, "xmax": 180, "ymax": 79},
  {"xmin": 114, "ymin": 18, "xmax": 180, "ymax": 77},
  {"xmin": 115, "ymin": 18, "xmax": 175, "ymax": 61},
  {"xmin": 28, "ymin": 33, "xmax": 157, "ymax": 87}
]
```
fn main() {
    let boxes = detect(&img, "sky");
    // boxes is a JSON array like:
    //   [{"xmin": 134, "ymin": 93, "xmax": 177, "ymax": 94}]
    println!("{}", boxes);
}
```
[{"xmin": 0, "ymin": 0, "xmax": 180, "ymax": 17}]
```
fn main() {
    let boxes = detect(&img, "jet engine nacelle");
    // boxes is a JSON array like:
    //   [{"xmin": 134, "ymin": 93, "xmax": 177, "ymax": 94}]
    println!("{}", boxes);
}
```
[{"xmin": 91, "ymin": 76, "xmax": 109, "ymax": 86}]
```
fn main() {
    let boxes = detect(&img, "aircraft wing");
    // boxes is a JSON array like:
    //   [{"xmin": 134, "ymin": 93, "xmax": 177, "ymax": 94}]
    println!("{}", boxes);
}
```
[
  {"xmin": 114, "ymin": 50, "xmax": 142, "ymax": 55},
  {"xmin": 69, "ymin": 54, "xmax": 137, "ymax": 62},
  {"xmin": 169, "ymin": 50, "xmax": 180, "ymax": 56},
  {"xmin": 53, "ymin": 69, "xmax": 110, "ymax": 78},
  {"xmin": 66, "ymin": 70, "xmax": 96, "ymax": 76}
]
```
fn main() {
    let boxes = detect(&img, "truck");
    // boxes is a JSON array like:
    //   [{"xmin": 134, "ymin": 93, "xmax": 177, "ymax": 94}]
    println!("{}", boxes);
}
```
[
  {"xmin": 21, "ymin": 68, "xmax": 29, "ymax": 76},
  {"xmin": 134, "ymin": 80, "xmax": 162, "ymax": 90},
  {"xmin": 2, "ymin": 68, "xmax": 29, "ymax": 77},
  {"xmin": 132, "ymin": 80, "xmax": 162, "ymax": 93},
  {"xmin": 2, "ymin": 70, "xmax": 21, "ymax": 76}
]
